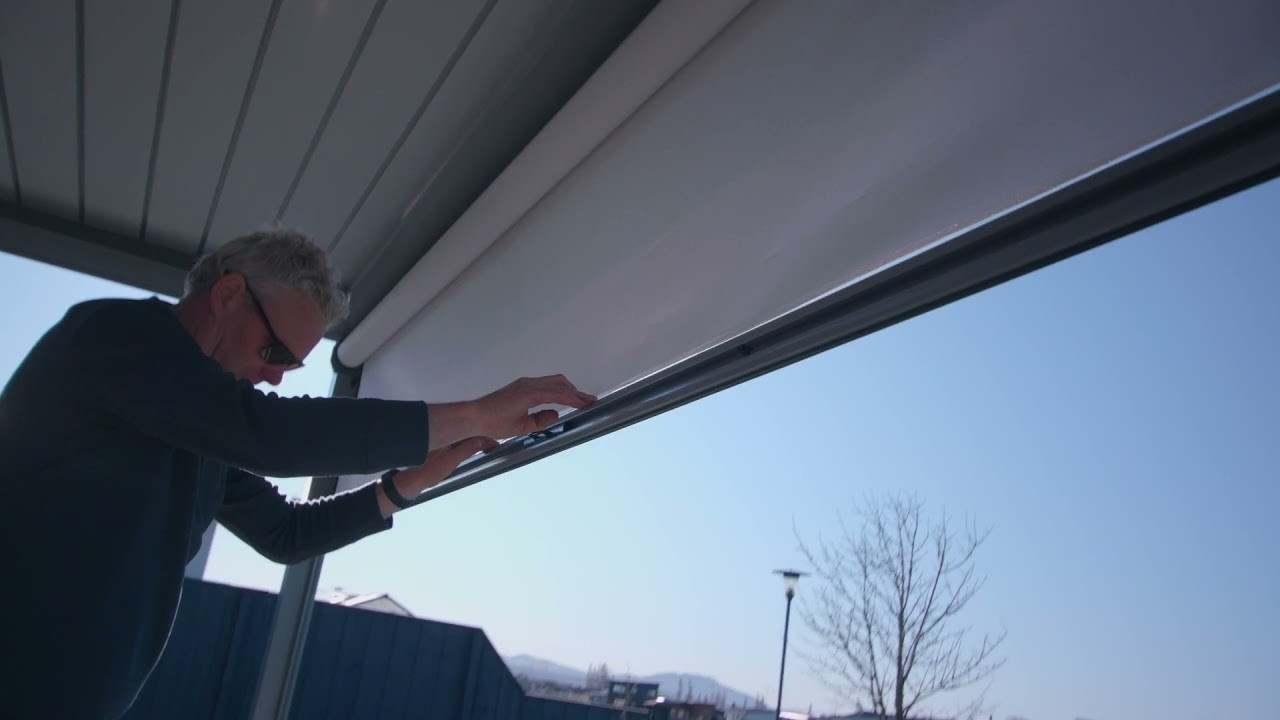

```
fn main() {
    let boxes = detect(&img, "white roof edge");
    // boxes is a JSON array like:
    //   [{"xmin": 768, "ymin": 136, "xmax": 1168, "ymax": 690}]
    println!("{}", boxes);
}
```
[{"xmin": 335, "ymin": 0, "xmax": 752, "ymax": 367}]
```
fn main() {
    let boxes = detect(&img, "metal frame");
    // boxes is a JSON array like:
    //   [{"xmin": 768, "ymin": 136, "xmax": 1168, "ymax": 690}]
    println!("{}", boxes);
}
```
[
  {"xmin": 0, "ymin": 201, "xmax": 189, "ymax": 297},
  {"xmin": 249, "ymin": 363, "xmax": 362, "ymax": 720},
  {"xmin": 411, "ymin": 88, "xmax": 1280, "ymax": 505}
]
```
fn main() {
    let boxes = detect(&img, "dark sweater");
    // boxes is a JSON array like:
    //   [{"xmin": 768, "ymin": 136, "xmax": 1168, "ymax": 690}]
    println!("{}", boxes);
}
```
[{"xmin": 0, "ymin": 298, "xmax": 430, "ymax": 719}]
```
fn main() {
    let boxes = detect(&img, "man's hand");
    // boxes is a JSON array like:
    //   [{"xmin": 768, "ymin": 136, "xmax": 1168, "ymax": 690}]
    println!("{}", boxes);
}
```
[
  {"xmin": 471, "ymin": 375, "xmax": 597, "ymax": 440},
  {"xmin": 377, "ymin": 436, "xmax": 498, "ymax": 517},
  {"xmin": 427, "ymin": 375, "xmax": 596, "ymax": 448}
]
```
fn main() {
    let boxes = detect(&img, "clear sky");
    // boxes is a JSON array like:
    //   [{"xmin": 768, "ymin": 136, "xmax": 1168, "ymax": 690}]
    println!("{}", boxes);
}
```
[{"xmin": 2, "ymin": 177, "xmax": 1277, "ymax": 720}]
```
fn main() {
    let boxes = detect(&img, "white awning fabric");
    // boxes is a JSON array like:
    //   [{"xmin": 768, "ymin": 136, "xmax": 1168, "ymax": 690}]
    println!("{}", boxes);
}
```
[{"xmin": 341, "ymin": 0, "xmax": 1279, "ymax": 420}]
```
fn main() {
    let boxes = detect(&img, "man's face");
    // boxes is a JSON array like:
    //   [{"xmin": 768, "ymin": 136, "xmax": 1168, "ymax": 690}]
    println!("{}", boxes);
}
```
[{"xmin": 210, "ymin": 274, "xmax": 327, "ymax": 386}]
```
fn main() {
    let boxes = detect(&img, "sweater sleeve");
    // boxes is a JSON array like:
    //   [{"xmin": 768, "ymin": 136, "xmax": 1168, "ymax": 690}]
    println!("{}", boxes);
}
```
[
  {"xmin": 216, "ymin": 469, "xmax": 392, "ymax": 564},
  {"xmin": 69, "ymin": 300, "xmax": 430, "ymax": 477}
]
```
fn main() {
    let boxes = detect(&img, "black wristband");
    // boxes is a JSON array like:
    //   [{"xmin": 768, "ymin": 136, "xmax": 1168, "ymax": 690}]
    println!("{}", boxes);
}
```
[{"xmin": 381, "ymin": 469, "xmax": 415, "ymax": 510}]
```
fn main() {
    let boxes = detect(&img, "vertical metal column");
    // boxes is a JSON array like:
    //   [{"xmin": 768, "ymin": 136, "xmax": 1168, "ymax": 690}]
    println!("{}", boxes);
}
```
[
  {"xmin": 183, "ymin": 522, "xmax": 217, "ymax": 579},
  {"xmin": 249, "ymin": 362, "xmax": 361, "ymax": 720},
  {"xmin": 774, "ymin": 590, "xmax": 793, "ymax": 720}
]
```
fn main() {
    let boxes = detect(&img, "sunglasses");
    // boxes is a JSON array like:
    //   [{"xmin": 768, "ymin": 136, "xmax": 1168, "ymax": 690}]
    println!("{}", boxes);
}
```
[{"xmin": 244, "ymin": 285, "xmax": 304, "ymax": 369}]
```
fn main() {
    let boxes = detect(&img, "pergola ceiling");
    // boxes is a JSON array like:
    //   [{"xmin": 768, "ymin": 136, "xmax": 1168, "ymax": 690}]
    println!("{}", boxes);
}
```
[{"xmin": 0, "ymin": 0, "xmax": 658, "ymax": 337}]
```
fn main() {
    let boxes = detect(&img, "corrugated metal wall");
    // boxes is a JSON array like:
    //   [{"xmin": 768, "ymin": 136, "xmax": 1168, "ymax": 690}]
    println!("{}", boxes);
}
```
[
  {"xmin": 523, "ymin": 696, "xmax": 645, "ymax": 720},
  {"xmin": 124, "ymin": 580, "xmax": 275, "ymax": 719},
  {"xmin": 121, "ymin": 579, "xmax": 641, "ymax": 720}
]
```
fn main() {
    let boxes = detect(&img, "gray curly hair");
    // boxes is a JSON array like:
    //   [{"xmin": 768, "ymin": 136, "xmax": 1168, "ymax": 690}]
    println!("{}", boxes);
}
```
[{"xmin": 183, "ymin": 227, "xmax": 350, "ymax": 326}]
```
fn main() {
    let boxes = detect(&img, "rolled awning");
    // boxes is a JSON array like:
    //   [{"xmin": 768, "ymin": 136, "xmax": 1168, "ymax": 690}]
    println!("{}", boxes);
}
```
[{"xmin": 335, "ymin": 0, "xmax": 1280, "ymax": 492}]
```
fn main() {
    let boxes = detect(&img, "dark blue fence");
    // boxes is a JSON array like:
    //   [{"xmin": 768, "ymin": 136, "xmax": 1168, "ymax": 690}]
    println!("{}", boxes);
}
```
[
  {"xmin": 122, "ymin": 579, "xmax": 641, "ymax": 720},
  {"xmin": 523, "ymin": 696, "xmax": 647, "ymax": 720}
]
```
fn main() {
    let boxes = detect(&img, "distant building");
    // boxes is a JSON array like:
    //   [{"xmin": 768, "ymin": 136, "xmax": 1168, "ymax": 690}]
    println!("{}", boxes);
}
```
[
  {"xmin": 726, "ymin": 711, "xmax": 809, "ymax": 720},
  {"xmin": 650, "ymin": 700, "xmax": 724, "ymax": 720},
  {"xmin": 607, "ymin": 680, "xmax": 661, "ymax": 707},
  {"xmin": 812, "ymin": 713, "xmax": 925, "ymax": 720},
  {"xmin": 316, "ymin": 588, "xmax": 414, "ymax": 617},
  {"xmin": 521, "ymin": 679, "xmax": 599, "ymax": 708}
]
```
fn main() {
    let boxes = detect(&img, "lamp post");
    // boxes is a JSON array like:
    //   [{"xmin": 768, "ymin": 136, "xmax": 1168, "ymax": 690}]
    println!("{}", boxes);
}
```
[{"xmin": 773, "ymin": 569, "xmax": 807, "ymax": 720}]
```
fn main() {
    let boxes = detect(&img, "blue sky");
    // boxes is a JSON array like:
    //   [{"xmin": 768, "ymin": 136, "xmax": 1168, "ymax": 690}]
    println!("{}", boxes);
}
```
[{"xmin": 2, "ymin": 178, "xmax": 1277, "ymax": 720}]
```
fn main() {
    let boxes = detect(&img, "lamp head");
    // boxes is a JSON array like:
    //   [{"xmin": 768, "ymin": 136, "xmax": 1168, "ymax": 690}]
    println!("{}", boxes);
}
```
[{"xmin": 774, "ymin": 569, "xmax": 808, "ymax": 598}]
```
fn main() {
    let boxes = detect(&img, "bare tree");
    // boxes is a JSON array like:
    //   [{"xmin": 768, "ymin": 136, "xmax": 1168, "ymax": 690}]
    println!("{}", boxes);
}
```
[
  {"xmin": 586, "ymin": 663, "xmax": 611, "ymax": 689},
  {"xmin": 797, "ymin": 492, "xmax": 1005, "ymax": 720}
]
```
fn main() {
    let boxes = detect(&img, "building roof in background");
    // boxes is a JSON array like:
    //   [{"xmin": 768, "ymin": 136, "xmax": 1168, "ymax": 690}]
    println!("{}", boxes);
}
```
[{"xmin": 316, "ymin": 588, "xmax": 413, "ymax": 617}]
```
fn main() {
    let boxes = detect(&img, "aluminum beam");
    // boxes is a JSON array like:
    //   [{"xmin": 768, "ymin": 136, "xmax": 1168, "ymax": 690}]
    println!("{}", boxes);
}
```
[{"xmin": 0, "ymin": 201, "xmax": 189, "ymax": 297}]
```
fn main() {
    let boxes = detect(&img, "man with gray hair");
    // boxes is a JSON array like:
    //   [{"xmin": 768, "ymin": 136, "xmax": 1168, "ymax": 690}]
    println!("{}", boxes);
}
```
[{"xmin": 0, "ymin": 227, "xmax": 595, "ymax": 719}]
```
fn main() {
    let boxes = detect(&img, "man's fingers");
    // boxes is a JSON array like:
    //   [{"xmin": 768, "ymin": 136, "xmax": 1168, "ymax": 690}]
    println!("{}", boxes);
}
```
[
  {"xmin": 518, "ymin": 376, "xmax": 597, "ymax": 408},
  {"xmin": 445, "ymin": 436, "xmax": 495, "ymax": 457},
  {"xmin": 529, "ymin": 408, "xmax": 560, "ymax": 431},
  {"xmin": 530, "ymin": 388, "xmax": 596, "ymax": 410},
  {"xmin": 401, "ymin": 437, "xmax": 496, "ymax": 495},
  {"xmin": 467, "ymin": 436, "xmax": 498, "ymax": 453},
  {"xmin": 480, "ymin": 375, "xmax": 597, "ymax": 439},
  {"xmin": 427, "ymin": 438, "xmax": 483, "ymax": 464},
  {"xmin": 552, "ymin": 377, "xmax": 591, "ymax": 402}
]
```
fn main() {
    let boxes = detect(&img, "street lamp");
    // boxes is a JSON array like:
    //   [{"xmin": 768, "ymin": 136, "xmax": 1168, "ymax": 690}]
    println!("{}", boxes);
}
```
[{"xmin": 773, "ymin": 569, "xmax": 807, "ymax": 720}]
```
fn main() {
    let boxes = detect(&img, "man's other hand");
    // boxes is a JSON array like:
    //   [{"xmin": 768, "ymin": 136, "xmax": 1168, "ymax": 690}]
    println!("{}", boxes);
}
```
[{"xmin": 378, "ymin": 436, "xmax": 498, "ymax": 516}]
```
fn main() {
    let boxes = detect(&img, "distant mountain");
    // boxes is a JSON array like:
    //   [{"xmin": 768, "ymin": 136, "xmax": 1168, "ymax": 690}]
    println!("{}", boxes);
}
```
[
  {"xmin": 502, "ymin": 655, "xmax": 756, "ymax": 709},
  {"xmin": 504, "ymin": 654, "xmax": 586, "ymax": 687},
  {"xmin": 636, "ymin": 672, "xmax": 755, "ymax": 709}
]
